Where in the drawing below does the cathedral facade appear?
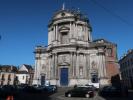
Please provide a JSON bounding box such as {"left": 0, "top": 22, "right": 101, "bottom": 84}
{"left": 33, "top": 7, "right": 119, "bottom": 87}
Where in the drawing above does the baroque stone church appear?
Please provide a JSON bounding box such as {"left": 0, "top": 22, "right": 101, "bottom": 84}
{"left": 33, "top": 7, "right": 119, "bottom": 87}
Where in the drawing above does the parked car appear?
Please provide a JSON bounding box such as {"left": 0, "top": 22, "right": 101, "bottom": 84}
{"left": 42, "top": 85, "right": 57, "bottom": 93}
{"left": 65, "top": 87, "right": 94, "bottom": 98}
{"left": 99, "top": 86, "right": 128, "bottom": 97}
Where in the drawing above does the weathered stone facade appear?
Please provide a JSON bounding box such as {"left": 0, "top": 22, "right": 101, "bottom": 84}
{"left": 33, "top": 8, "right": 119, "bottom": 87}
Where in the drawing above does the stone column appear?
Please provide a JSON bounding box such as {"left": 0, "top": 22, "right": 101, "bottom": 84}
{"left": 54, "top": 25, "right": 56, "bottom": 41}
{"left": 76, "top": 53, "right": 79, "bottom": 78}
{"left": 70, "top": 52, "right": 73, "bottom": 78}
{"left": 48, "top": 56, "right": 51, "bottom": 79}
{"left": 83, "top": 54, "right": 87, "bottom": 78}
{"left": 55, "top": 54, "right": 58, "bottom": 78}
{"left": 56, "top": 25, "right": 58, "bottom": 41}
{"left": 51, "top": 54, "right": 55, "bottom": 79}
{"left": 101, "top": 54, "right": 106, "bottom": 77}
{"left": 98, "top": 53, "right": 103, "bottom": 78}
{"left": 89, "top": 28, "right": 92, "bottom": 42}
{"left": 85, "top": 25, "right": 88, "bottom": 41}
{"left": 98, "top": 52, "right": 108, "bottom": 86}
{"left": 73, "top": 52, "right": 76, "bottom": 78}
{"left": 76, "top": 24, "right": 78, "bottom": 39}
{"left": 34, "top": 54, "right": 41, "bottom": 85}
{"left": 48, "top": 30, "right": 50, "bottom": 45}
{"left": 32, "top": 57, "right": 39, "bottom": 85}
{"left": 87, "top": 54, "right": 91, "bottom": 79}
{"left": 51, "top": 27, "right": 53, "bottom": 43}
{"left": 69, "top": 22, "right": 72, "bottom": 39}
{"left": 98, "top": 52, "right": 106, "bottom": 78}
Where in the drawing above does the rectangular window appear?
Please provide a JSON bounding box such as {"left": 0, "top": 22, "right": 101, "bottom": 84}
{"left": 107, "top": 48, "right": 112, "bottom": 56}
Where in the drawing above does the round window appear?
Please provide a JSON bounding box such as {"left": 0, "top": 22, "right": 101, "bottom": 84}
{"left": 61, "top": 12, "right": 65, "bottom": 17}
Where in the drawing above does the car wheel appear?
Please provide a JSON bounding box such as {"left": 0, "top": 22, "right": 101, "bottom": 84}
{"left": 67, "top": 93, "right": 71, "bottom": 97}
{"left": 85, "top": 94, "right": 90, "bottom": 98}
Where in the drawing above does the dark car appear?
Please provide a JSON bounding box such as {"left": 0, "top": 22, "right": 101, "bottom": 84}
{"left": 37, "top": 85, "right": 58, "bottom": 94}
{"left": 23, "top": 85, "right": 45, "bottom": 93}
{"left": 65, "top": 87, "right": 94, "bottom": 98}
{"left": 99, "top": 86, "right": 123, "bottom": 97}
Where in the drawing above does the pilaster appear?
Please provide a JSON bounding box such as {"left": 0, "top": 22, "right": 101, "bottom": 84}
{"left": 83, "top": 54, "right": 87, "bottom": 78}
{"left": 70, "top": 52, "right": 73, "bottom": 78}
{"left": 69, "top": 22, "right": 72, "bottom": 39}
{"left": 56, "top": 25, "right": 58, "bottom": 41}
{"left": 76, "top": 53, "right": 79, "bottom": 78}
{"left": 73, "top": 52, "right": 76, "bottom": 78}
{"left": 55, "top": 54, "right": 58, "bottom": 79}
{"left": 54, "top": 25, "right": 56, "bottom": 41}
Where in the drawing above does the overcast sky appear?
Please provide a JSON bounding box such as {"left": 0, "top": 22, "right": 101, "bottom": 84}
{"left": 0, "top": 0, "right": 133, "bottom": 66}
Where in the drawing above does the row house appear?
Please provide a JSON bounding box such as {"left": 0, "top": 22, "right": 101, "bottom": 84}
{"left": 119, "top": 49, "right": 133, "bottom": 89}
{"left": 0, "top": 64, "right": 34, "bottom": 86}
{"left": 16, "top": 64, "right": 34, "bottom": 85}
{"left": 0, "top": 65, "right": 17, "bottom": 85}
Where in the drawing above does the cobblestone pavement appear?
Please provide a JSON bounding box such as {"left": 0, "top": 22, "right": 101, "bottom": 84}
{"left": 50, "top": 87, "right": 133, "bottom": 100}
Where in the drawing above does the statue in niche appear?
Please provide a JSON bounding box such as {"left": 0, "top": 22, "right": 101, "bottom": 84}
{"left": 91, "top": 61, "right": 97, "bottom": 71}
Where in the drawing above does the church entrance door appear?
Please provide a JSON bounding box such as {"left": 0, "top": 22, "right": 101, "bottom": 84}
{"left": 60, "top": 68, "right": 68, "bottom": 86}
{"left": 41, "top": 74, "right": 45, "bottom": 86}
